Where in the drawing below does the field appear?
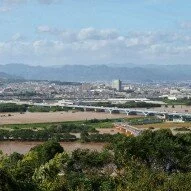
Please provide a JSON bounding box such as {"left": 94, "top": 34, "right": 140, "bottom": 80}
{"left": 135, "top": 122, "right": 191, "bottom": 129}
{"left": 0, "top": 111, "right": 137, "bottom": 125}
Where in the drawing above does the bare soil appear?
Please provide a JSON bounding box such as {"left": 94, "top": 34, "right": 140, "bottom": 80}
{"left": 0, "top": 111, "right": 136, "bottom": 125}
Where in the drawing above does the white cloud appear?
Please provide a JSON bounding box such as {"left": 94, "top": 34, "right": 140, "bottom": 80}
{"left": 11, "top": 33, "right": 26, "bottom": 41}
{"left": 0, "top": 27, "right": 191, "bottom": 65}
{"left": 37, "top": 25, "right": 53, "bottom": 33}
{"left": 180, "top": 21, "right": 191, "bottom": 29}
{"left": 37, "top": 26, "right": 119, "bottom": 41}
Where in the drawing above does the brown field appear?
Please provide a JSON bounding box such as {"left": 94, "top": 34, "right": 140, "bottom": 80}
{"left": 0, "top": 111, "right": 137, "bottom": 125}
{"left": 135, "top": 122, "right": 191, "bottom": 129}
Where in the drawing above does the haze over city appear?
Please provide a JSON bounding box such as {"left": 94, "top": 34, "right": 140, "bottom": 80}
{"left": 0, "top": 0, "right": 191, "bottom": 66}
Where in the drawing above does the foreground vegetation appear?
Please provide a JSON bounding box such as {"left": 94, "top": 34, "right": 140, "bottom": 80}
{"left": 1, "top": 129, "right": 191, "bottom": 190}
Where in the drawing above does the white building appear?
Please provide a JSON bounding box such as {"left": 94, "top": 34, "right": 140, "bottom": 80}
{"left": 112, "top": 80, "right": 122, "bottom": 91}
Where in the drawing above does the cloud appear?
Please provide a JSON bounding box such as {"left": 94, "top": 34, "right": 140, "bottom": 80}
{"left": 11, "top": 33, "right": 26, "bottom": 41}
{"left": 0, "top": 0, "right": 62, "bottom": 13}
{"left": 0, "top": 6, "right": 11, "bottom": 12}
{"left": 2, "top": 0, "right": 28, "bottom": 5}
{"left": 37, "top": 25, "right": 54, "bottom": 33}
{"left": 37, "top": 0, "right": 62, "bottom": 4}
{"left": 0, "top": 0, "right": 61, "bottom": 8}
{"left": 37, "top": 26, "right": 119, "bottom": 41}
{"left": 180, "top": 21, "right": 191, "bottom": 29}
{"left": 0, "top": 27, "right": 191, "bottom": 65}
{"left": 2, "top": 0, "right": 62, "bottom": 4}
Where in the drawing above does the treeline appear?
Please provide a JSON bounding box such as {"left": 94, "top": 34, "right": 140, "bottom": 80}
{"left": 0, "top": 103, "right": 85, "bottom": 113}
{"left": 0, "top": 120, "right": 115, "bottom": 142}
{"left": 2, "top": 130, "right": 191, "bottom": 190}
{"left": 162, "top": 97, "right": 191, "bottom": 105}
{"left": 48, "top": 123, "right": 98, "bottom": 133}
{"left": 28, "top": 105, "right": 84, "bottom": 112}
{"left": 0, "top": 103, "right": 27, "bottom": 112}
{"left": 0, "top": 129, "right": 76, "bottom": 141}
{"left": 81, "top": 131, "right": 115, "bottom": 142}
{"left": 128, "top": 117, "right": 163, "bottom": 125}
{"left": 93, "top": 101, "right": 161, "bottom": 108}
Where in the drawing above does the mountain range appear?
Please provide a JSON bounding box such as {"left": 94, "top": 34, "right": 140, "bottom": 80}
{"left": 0, "top": 63, "right": 191, "bottom": 82}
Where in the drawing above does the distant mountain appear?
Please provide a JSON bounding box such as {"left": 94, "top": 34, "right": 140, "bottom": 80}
{"left": 0, "top": 63, "right": 191, "bottom": 82}
{"left": 0, "top": 71, "right": 22, "bottom": 81}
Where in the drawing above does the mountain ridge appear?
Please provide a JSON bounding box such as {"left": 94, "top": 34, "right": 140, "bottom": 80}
{"left": 0, "top": 63, "right": 190, "bottom": 82}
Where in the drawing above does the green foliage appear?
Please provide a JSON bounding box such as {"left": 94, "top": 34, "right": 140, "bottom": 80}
{"left": 0, "top": 103, "right": 27, "bottom": 112}
{"left": 28, "top": 106, "right": 50, "bottom": 112}
{"left": 28, "top": 105, "right": 83, "bottom": 112}
{"left": 93, "top": 101, "right": 161, "bottom": 108}
{"left": 31, "top": 141, "right": 64, "bottom": 164}
{"left": 0, "top": 119, "right": 117, "bottom": 141}
{"left": 2, "top": 130, "right": 191, "bottom": 190}
{"left": 48, "top": 123, "right": 97, "bottom": 134}
{"left": 33, "top": 152, "right": 68, "bottom": 191}
{"left": 127, "top": 117, "right": 163, "bottom": 125}
{"left": 0, "top": 128, "right": 77, "bottom": 141}
{"left": 0, "top": 169, "right": 21, "bottom": 191}
{"left": 9, "top": 141, "right": 64, "bottom": 189}
{"left": 1, "top": 118, "right": 116, "bottom": 130}
{"left": 0, "top": 152, "right": 23, "bottom": 171}
{"left": 112, "top": 129, "right": 191, "bottom": 173}
{"left": 163, "top": 97, "right": 191, "bottom": 105}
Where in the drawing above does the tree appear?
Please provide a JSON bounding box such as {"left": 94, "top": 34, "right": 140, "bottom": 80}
{"left": 0, "top": 169, "right": 21, "bottom": 191}
{"left": 33, "top": 152, "right": 68, "bottom": 191}
{"left": 31, "top": 140, "right": 64, "bottom": 164}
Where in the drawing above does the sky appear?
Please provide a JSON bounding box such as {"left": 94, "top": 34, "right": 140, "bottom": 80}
{"left": 0, "top": 0, "right": 191, "bottom": 66}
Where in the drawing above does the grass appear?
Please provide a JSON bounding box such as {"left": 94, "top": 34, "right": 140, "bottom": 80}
{"left": 134, "top": 122, "right": 191, "bottom": 129}
{"left": 0, "top": 118, "right": 122, "bottom": 130}
{"left": 163, "top": 99, "right": 191, "bottom": 105}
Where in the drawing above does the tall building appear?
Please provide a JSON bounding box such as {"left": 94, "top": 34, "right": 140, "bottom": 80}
{"left": 112, "top": 80, "right": 122, "bottom": 91}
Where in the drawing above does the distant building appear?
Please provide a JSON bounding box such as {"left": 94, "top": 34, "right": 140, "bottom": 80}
{"left": 167, "top": 96, "right": 177, "bottom": 100}
{"left": 112, "top": 80, "right": 122, "bottom": 91}
{"left": 81, "top": 83, "right": 91, "bottom": 91}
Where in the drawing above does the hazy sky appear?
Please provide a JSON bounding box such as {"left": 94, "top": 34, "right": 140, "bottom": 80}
{"left": 0, "top": 0, "right": 191, "bottom": 66}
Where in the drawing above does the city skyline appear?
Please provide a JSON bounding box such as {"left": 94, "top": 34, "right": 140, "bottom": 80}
{"left": 0, "top": 0, "right": 191, "bottom": 66}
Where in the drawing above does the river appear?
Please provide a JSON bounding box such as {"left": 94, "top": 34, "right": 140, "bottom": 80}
{"left": 0, "top": 141, "right": 106, "bottom": 155}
